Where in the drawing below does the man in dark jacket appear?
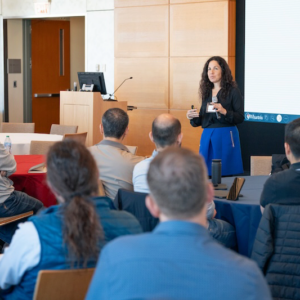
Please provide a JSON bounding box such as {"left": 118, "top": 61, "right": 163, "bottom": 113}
{"left": 260, "top": 118, "right": 300, "bottom": 211}
{"left": 252, "top": 204, "right": 300, "bottom": 299}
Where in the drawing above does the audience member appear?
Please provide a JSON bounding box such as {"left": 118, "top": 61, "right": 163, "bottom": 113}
{"left": 90, "top": 108, "right": 144, "bottom": 200}
{"left": 133, "top": 113, "right": 236, "bottom": 248}
{"left": 252, "top": 204, "right": 300, "bottom": 300}
{"left": 86, "top": 148, "right": 271, "bottom": 300}
{"left": 0, "top": 143, "right": 43, "bottom": 247}
{"left": 260, "top": 118, "right": 300, "bottom": 209}
{"left": 133, "top": 114, "right": 182, "bottom": 192}
{"left": 0, "top": 140, "right": 142, "bottom": 300}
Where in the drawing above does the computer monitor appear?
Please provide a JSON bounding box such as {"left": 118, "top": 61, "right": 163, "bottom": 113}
{"left": 77, "top": 72, "right": 107, "bottom": 95}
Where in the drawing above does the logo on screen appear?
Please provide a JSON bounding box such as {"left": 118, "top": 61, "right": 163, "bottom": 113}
{"left": 277, "top": 115, "right": 282, "bottom": 122}
{"left": 245, "top": 113, "right": 263, "bottom": 121}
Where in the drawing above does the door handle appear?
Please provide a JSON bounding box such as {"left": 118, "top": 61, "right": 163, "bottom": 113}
{"left": 34, "top": 93, "right": 60, "bottom": 98}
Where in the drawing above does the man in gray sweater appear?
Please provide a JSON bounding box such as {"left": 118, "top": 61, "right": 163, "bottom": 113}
{"left": 0, "top": 143, "right": 43, "bottom": 247}
{"left": 90, "top": 108, "right": 144, "bottom": 200}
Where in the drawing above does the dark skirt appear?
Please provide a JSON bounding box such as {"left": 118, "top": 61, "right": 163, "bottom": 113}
{"left": 199, "top": 126, "right": 243, "bottom": 176}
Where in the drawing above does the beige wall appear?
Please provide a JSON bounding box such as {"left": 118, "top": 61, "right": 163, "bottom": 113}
{"left": 2, "top": 0, "right": 86, "bottom": 17}
{"left": 115, "top": 0, "right": 236, "bottom": 156}
{"left": 0, "top": 1, "right": 115, "bottom": 123}
{"left": 0, "top": 16, "right": 3, "bottom": 123}
{"left": 86, "top": 10, "right": 114, "bottom": 96}
{"left": 70, "top": 17, "right": 85, "bottom": 89}
{"left": 7, "top": 19, "right": 23, "bottom": 123}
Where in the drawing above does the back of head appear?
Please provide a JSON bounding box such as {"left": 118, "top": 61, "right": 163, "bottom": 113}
{"left": 47, "top": 139, "right": 102, "bottom": 266}
{"left": 152, "top": 114, "right": 181, "bottom": 148}
{"left": 147, "top": 147, "right": 208, "bottom": 219}
{"left": 102, "top": 108, "right": 129, "bottom": 139}
{"left": 285, "top": 118, "right": 300, "bottom": 159}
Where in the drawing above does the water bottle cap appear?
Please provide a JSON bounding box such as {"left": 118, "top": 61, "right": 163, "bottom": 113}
{"left": 212, "top": 159, "right": 221, "bottom": 162}
{"left": 6, "top": 135, "right": 9, "bottom": 137}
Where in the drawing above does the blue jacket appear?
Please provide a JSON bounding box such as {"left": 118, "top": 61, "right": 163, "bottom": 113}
{"left": 3, "top": 196, "right": 142, "bottom": 300}
{"left": 86, "top": 220, "right": 271, "bottom": 300}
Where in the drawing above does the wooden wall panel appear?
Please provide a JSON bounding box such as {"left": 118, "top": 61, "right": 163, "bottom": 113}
{"left": 115, "top": 58, "right": 169, "bottom": 108}
{"left": 170, "top": 110, "right": 202, "bottom": 153}
{"left": 170, "top": 2, "right": 229, "bottom": 57}
{"left": 228, "top": 0, "right": 236, "bottom": 57}
{"left": 123, "top": 108, "right": 168, "bottom": 156}
{"left": 115, "top": 0, "right": 168, "bottom": 7}
{"left": 115, "top": 5, "right": 169, "bottom": 57}
{"left": 170, "top": 57, "right": 233, "bottom": 109}
{"left": 228, "top": 56, "right": 235, "bottom": 79}
{"left": 170, "top": 57, "right": 206, "bottom": 110}
{"left": 171, "top": 0, "right": 224, "bottom": 3}
{"left": 115, "top": 1, "right": 235, "bottom": 155}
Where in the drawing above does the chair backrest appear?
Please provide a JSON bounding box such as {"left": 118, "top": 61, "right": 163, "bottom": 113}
{"left": 125, "top": 145, "right": 138, "bottom": 155}
{"left": 50, "top": 124, "right": 78, "bottom": 135}
{"left": 30, "top": 140, "right": 57, "bottom": 155}
{"left": 1, "top": 122, "right": 35, "bottom": 133}
{"left": 114, "top": 189, "right": 159, "bottom": 232}
{"left": 252, "top": 204, "right": 300, "bottom": 299}
{"left": 64, "top": 132, "right": 87, "bottom": 145}
{"left": 0, "top": 211, "right": 33, "bottom": 226}
{"left": 250, "top": 156, "right": 272, "bottom": 176}
{"left": 98, "top": 180, "right": 106, "bottom": 196}
{"left": 33, "top": 268, "right": 95, "bottom": 300}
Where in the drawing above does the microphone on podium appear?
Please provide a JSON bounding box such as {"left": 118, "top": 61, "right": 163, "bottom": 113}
{"left": 107, "top": 77, "right": 133, "bottom": 101}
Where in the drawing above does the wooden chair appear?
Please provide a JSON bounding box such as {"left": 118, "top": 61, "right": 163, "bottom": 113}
{"left": 50, "top": 124, "right": 78, "bottom": 135}
{"left": 99, "top": 180, "right": 106, "bottom": 197}
{"left": 64, "top": 132, "right": 88, "bottom": 145}
{"left": 30, "top": 141, "right": 57, "bottom": 155}
{"left": 33, "top": 268, "right": 95, "bottom": 300}
{"left": 1, "top": 122, "right": 35, "bottom": 133}
{"left": 125, "top": 145, "right": 138, "bottom": 155}
{"left": 0, "top": 211, "right": 33, "bottom": 226}
{"left": 250, "top": 156, "right": 272, "bottom": 176}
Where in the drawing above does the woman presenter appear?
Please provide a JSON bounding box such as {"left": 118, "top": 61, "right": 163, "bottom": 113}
{"left": 187, "top": 56, "right": 244, "bottom": 176}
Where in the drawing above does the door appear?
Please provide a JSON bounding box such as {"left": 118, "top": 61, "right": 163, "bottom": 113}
{"left": 31, "top": 20, "right": 70, "bottom": 133}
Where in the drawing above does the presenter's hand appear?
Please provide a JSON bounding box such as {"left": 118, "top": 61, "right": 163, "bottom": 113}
{"left": 186, "top": 109, "right": 199, "bottom": 120}
{"left": 213, "top": 103, "right": 227, "bottom": 115}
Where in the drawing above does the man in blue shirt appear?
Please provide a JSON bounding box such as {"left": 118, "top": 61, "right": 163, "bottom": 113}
{"left": 86, "top": 148, "right": 271, "bottom": 300}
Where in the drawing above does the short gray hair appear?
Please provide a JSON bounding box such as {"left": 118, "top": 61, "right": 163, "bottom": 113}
{"left": 147, "top": 148, "right": 208, "bottom": 219}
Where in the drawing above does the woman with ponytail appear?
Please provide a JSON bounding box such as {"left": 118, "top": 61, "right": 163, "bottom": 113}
{"left": 0, "top": 140, "right": 142, "bottom": 300}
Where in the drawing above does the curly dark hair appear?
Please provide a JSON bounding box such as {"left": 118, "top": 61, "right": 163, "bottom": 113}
{"left": 199, "top": 56, "right": 237, "bottom": 101}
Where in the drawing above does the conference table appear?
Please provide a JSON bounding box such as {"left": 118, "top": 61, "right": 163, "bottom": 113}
{"left": 0, "top": 133, "right": 62, "bottom": 155}
{"left": 9, "top": 155, "right": 57, "bottom": 207}
{"left": 214, "top": 175, "right": 268, "bottom": 257}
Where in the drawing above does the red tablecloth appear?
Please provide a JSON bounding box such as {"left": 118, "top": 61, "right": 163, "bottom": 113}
{"left": 9, "top": 155, "right": 57, "bottom": 207}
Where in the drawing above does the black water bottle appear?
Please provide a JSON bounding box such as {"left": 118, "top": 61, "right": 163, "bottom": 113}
{"left": 212, "top": 159, "right": 222, "bottom": 186}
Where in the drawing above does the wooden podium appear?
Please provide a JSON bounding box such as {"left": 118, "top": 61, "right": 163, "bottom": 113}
{"left": 60, "top": 92, "right": 127, "bottom": 147}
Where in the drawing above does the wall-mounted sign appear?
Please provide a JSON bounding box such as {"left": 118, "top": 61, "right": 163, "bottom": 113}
{"left": 7, "top": 59, "right": 21, "bottom": 74}
{"left": 34, "top": 3, "right": 50, "bottom": 14}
